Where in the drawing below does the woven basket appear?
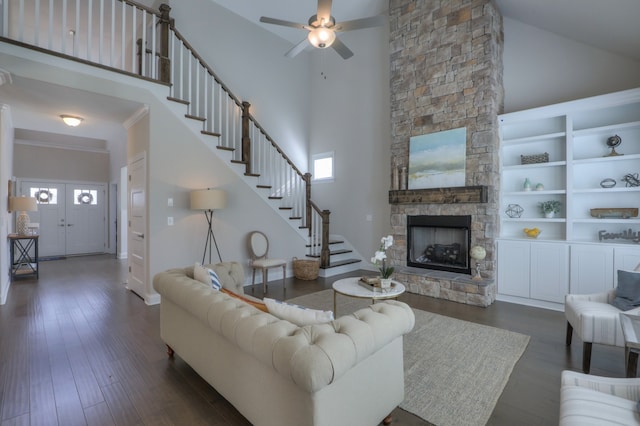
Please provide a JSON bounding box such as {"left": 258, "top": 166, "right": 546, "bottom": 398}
{"left": 292, "top": 257, "right": 320, "bottom": 280}
{"left": 520, "top": 152, "right": 549, "bottom": 164}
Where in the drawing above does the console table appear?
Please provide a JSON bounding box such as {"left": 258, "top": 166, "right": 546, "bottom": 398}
{"left": 8, "top": 234, "right": 39, "bottom": 281}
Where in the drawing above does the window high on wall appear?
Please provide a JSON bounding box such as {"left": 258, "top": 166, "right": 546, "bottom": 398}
{"left": 312, "top": 152, "right": 334, "bottom": 182}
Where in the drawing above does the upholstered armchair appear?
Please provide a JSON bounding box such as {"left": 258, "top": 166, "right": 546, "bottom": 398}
{"left": 560, "top": 370, "right": 640, "bottom": 425}
{"left": 565, "top": 289, "right": 640, "bottom": 373}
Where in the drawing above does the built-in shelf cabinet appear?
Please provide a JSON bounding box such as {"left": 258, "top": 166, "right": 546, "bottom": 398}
{"left": 497, "top": 88, "right": 640, "bottom": 310}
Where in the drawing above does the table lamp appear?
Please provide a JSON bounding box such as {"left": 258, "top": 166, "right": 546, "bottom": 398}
{"left": 10, "top": 196, "right": 38, "bottom": 236}
{"left": 190, "top": 188, "right": 226, "bottom": 264}
{"left": 470, "top": 245, "right": 486, "bottom": 281}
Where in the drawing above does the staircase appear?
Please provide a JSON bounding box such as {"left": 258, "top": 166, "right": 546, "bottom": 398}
{"left": 0, "top": 0, "right": 362, "bottom": 275}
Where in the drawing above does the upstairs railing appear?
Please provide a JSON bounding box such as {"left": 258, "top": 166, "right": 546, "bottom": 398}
{"left": 0, "top": 0, "right": 331, "bottom": 265}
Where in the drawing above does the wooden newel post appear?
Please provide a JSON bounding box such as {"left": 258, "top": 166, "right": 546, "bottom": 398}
{"left": 242, "top": 101, "right": 251, "bottom": 173}
{"left": 304, "top": 173, "right": 312, "bottom": 236}
{"left": 321, "top": 209, "right": 331, "bottom": 268}
{"left": 158, "top": 4, "right": 172, "bottom": 84}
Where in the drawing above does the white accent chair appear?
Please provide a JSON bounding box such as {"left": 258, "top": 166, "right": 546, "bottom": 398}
{"left": 560, "top": 370, "right": 640, "bottom": 425}
{"left": 248, "top": 231, "right": 287, "bottom": 294}
{"left": 565, "top": 290, "right": 640, "bottom": 373}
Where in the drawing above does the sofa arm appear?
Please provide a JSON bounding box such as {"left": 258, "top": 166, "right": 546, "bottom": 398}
{"left": 565, "top": 290, "right": 615, "bottom": 305}
{"left": 262, "top": 301, "right": 415, "bottom": 393}
{"left": 562, "top": 370, "right": 640, "bottom": 401}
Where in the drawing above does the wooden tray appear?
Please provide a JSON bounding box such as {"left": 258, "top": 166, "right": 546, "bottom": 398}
{"left": 590, "top": 208, "right": 638, "bottom": 219}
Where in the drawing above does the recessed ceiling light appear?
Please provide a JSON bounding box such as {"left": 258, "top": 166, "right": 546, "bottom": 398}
{"left": 60, "top": 115, "right": 83, "bottom": 127}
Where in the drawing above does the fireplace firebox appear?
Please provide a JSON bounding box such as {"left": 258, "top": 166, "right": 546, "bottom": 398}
{"left": 407, "top": 215, "right": 472, "bottom": 274}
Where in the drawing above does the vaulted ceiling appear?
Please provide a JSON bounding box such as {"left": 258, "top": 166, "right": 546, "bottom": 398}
{"left": 1, "top": 0, "right": 638, "bottom": 147}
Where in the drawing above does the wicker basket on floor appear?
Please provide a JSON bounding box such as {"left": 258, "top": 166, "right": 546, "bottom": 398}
{"left": 292, "top": 257, "right": 320, "bottom": 280}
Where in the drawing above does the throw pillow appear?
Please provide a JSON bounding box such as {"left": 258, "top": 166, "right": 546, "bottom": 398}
{"left": 221, "top": 288, "right": 268, "bottom": 312}
{"left": 612, "top": 270, "right": 640, "bottom": 311}
{"left": 263, "top": 298, "right": 334, "bottom": 326}
{"left": 193, "top": 262, "right": 222, "bottom": 290}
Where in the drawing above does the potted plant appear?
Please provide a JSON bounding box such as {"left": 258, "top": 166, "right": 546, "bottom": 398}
{"left": 371, "top": 235, "right": 395, "bottom": 288}
{"left": 539, "top": 200, "right": 561, "bottom": 218}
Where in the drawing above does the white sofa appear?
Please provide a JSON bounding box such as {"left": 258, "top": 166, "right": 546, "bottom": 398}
{"left": 560, "top": 370, "right": 640, "bottom": 425}
{"left": 153, "top": 263, "right": 416, "bottom": 426}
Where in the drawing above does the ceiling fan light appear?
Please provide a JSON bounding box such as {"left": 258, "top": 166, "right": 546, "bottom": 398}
{"left": 61, "top": 115, "right": 83, "bottom": 127}
{"left": 308, "top": 27, "right": 335, "bottom": 49}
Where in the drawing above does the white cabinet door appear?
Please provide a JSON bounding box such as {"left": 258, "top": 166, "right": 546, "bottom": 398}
{"left": 570, "top": 244, "right": 614, "bottom": 294}
{"left": 530, "top": 242, "right": 569, "bottom": 303}
{"left": 497, "top": 240, "right": 530, "bottom": 298}
{"left": 614, "top": 247, "right": 640, "bottom": 285}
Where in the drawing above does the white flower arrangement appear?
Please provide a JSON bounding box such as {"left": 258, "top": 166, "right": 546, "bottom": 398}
{"left": 371, "top": 235, "right": 394, "bottom": 279}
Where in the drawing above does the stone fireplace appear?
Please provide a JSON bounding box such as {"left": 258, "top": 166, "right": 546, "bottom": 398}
{"left": 387, "top": 0, "right": 503, "bottom": 307}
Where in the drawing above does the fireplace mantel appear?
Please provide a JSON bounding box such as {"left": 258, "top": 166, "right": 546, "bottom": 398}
{"left": 389, "top": 186, "right": 488, "bottom": 205}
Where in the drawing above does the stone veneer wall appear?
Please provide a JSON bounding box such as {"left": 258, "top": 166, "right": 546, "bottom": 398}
{"left": 388, "top": 0, "right": 503, "bottom": 306}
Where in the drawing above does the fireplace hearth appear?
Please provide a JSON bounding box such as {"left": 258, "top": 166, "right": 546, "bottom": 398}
{"left": 407, "top": 215, "right": 472, "bottom": 275}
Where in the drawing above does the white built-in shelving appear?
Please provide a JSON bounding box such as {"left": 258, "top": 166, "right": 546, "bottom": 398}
{"left": 497, "top": 88, "right": 640, "bottom": 310}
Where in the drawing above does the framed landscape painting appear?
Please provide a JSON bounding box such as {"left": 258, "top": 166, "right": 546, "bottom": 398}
{"left": 408, "top": 127, "right": 466, "bottom": 189}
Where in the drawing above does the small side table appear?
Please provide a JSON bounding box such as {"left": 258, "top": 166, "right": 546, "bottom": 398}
{"left": 8, "top": 234, "right": 39, "bottom": 281}
{"left": 619, "top": 312, "right": 640, "bottom": 377}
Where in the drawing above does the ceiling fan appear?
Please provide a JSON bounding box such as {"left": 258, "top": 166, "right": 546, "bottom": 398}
{"left": 259, "top": 0, "right": 385, "bottom": 59}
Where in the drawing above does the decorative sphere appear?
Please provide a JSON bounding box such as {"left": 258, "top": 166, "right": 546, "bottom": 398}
{"left": 470, "top": 246, "right": 486, "bottom": 260}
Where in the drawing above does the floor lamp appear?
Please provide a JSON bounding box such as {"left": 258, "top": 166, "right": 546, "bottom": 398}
{"left": 190, "top": 189, "right": 227, "bottom": 265}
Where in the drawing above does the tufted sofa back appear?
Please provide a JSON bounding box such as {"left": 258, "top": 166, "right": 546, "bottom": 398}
{"left": 153, "top": 267, "right": 415, "bottom": 393}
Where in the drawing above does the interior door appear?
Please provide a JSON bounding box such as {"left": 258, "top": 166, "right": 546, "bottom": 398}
{"left": 127, "top": 154, "right": 146, "bottom": 299}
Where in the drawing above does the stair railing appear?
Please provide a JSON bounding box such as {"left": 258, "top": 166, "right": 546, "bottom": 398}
{"left": 0, "top": 0, "right": 332, "bottom": 266}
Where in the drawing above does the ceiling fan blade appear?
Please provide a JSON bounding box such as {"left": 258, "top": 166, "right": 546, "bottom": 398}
{"left": 334, "top": 15, "right": 386, "bottom": 32}
{"left": 260, "top": 16, "right": 308, "bottom": 30}
{"left": 331, "top": 36, "right": 353, "bottom": 59}
{"left": 285, "top": 38, "right": 310, "bottom": 58}
{"left": 317, "top": 0, "right": 333, "bottom": 23}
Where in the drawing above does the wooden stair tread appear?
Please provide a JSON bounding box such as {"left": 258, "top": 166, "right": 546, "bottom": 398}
{"left": 268, "top": 196, "right": 283, "bottom": 200}
{"left": 306, "top": 239, "right": 344, "bottom": 248}
{"left": 216, "top": 146, "right": 235, "bottom": 152}
{"left": 201, "top": 130, "right": 221, "bottom": 137}
{"left": 289, "top": 216, "right": 302, "bottom": 220}
{"left": 321, "top": 259, "right": 361, "bottom": 269}
{"left": 167, "top": 96, "right": 189, "bottom": 105}
{"left": 279, "top": 207, "right": 292, "bottom": 210}
{"left": 306, "top": 249, "right": 352, "bottom": 258}
{"left": 231, "top": 159, "right": 247, "bottom": 164}
{"left": 245, "top": 173, "right": 260, "bottom": 177}
{"left": 256, "top": 185, "right": 272, "bottom": 189}
{"left": 185, "top": 114, "right": 206, "bottom": 121}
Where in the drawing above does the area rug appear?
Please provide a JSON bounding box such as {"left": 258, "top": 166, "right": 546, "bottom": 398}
{"left": 287, "top": 290, "right": 530, "bottom": 426}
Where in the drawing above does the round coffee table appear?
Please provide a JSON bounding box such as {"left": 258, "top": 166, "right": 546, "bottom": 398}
{"left": 332, "top": 277, "right": 406, "bottom": 316}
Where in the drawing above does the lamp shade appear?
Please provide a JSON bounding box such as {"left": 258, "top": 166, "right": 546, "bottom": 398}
{"left": 10, "top": 196, "right": 38, "bottom": 212}
{"left": 190, "top": 189, "right": 226, "bottom": 210}
{"left": 308, "top": 27, "right": 335, "bottom": 48}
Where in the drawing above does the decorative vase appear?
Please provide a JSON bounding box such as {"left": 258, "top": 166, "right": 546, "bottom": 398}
{"left": 523, "top": 178, "right": 532, "bottom": 191}
{"left": 545, "top": 211, "right": 554, "bottom": 218}
{"left": 380, "top": 278, "right": 392, "bottom": 289}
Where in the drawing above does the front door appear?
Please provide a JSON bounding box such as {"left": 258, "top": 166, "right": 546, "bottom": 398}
{"left": 20, "top": 180, "right": 106, "bottom": 257}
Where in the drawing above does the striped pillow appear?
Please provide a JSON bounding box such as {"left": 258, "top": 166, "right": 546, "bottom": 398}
{"left": 194, "top": 263, "right": 222, "bottom": 290}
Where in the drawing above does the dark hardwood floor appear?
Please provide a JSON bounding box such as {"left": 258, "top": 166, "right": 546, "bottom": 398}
{"left": 0, "top": 255, "right": 627, "bottom": 425}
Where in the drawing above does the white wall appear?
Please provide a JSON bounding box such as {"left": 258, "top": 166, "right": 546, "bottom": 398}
{"left": 0, "top": 105, "right": 14, "bottom": 304}
{"left": 308, "top": 21, "right": 391, "bottom": 259}
{"left": 169, "top": 0, "right": 311, "bottom": 170}
{"left": 503, "top": 17, "right": 640, "bottom": 113}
